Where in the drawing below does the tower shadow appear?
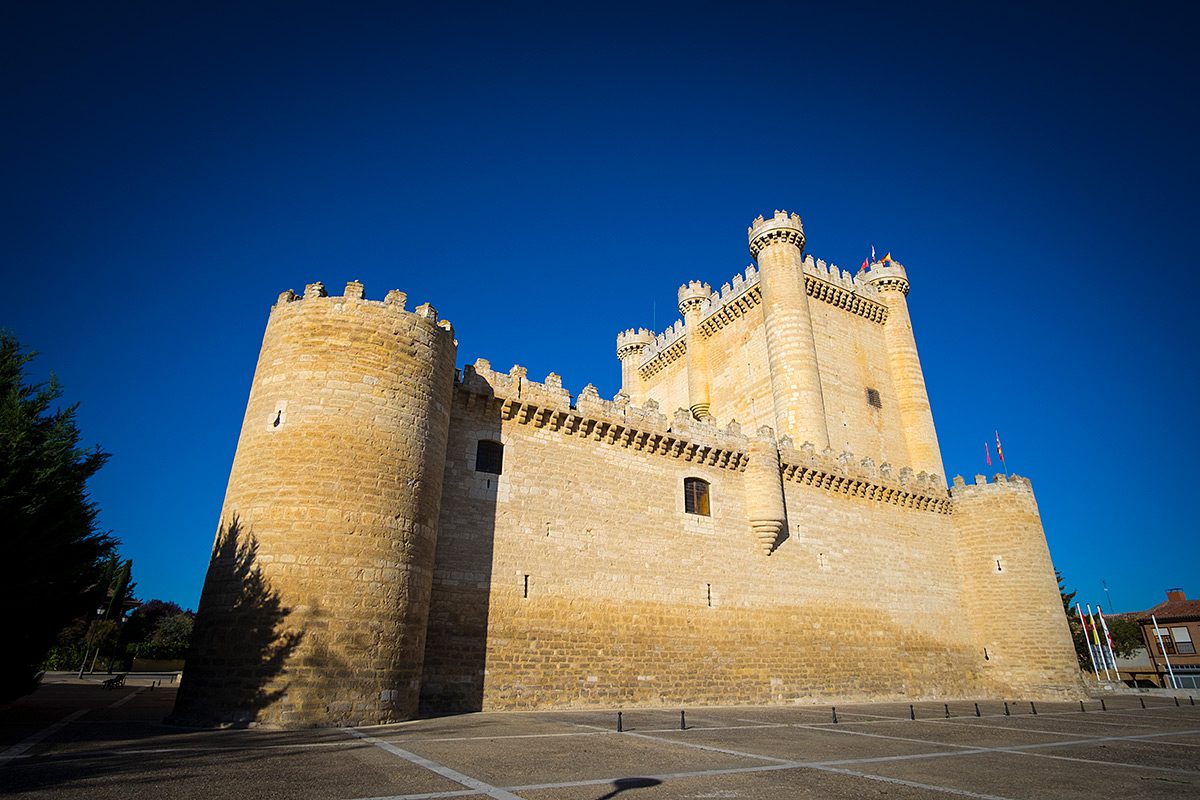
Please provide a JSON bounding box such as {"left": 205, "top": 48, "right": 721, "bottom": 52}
{"left": 170, "top": 516, "right": 303, "bottom": 727}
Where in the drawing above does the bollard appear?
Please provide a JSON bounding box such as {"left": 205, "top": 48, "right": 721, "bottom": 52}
{"left": 1139, "top": 697, "right": 1146, "bottom": 709}
{"left": 974, "top": 702, "right": 981, "bottom": 717}
{"left": 1175, "top": 696, "right": 1180, "bottom": 707}
{"left": 1100, "top": 698, "right": 1106, "bottom": 712}
{"left": 617, "top": 712, "right": 623, "bottom": 732}
{"left": 909, "top": 704, "right": 915, "bottom": 721}
{"left": 1004, "top": 702, "right": 1010, "bottom": 716}
{"left": 680, "top": 710, "right": 686, "bottom": 730}
{"left": 1030, "top": 702, "right": 1037, "bottom": 716}
{"left": 944, "top": 703, "right": 950, "bottom": 719}
{"left": 1080, "top": 700, "right": 1085, "bottom": 713}
{"left": 1191, "top": 696, "right": 1195, "bottom": 706}
{"left": 832, "top": 707, "right": 838, "bottom": 724}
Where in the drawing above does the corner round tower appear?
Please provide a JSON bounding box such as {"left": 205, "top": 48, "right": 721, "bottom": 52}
{"left": 174, "top": 280, "right": 457, "bottom": 727}
{"left": 677, "top": 281, "right": 713, "bottom": 420}
{"left": 616, "top": 328, "right": 655, "bottom": 404}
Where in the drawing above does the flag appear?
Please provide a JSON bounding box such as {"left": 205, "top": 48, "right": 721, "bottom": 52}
{"left": 883, "top": 252, "right": 892, "bottom": 263}
{"left": 995, "top": 431, "right": 1004, "bottom": 462}
{"left": 985, "top": 442, "right": 991, "bottom": 466}
{"left": 871, "top": 245, "right": 876, "bottom": 260}
{"left": 859, "top": 258, "right": 869, "bottom": 273}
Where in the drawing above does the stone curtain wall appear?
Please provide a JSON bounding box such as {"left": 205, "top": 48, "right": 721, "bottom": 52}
{"left": 419, "top": 366, "right": 1044, "bottom": 713}
{"left": 175, "top": 283, "right": 456, "bottom": 727}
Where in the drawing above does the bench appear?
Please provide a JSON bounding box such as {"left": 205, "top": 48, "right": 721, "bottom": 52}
{"left": 102, "top": 674, "right": 126, "bottom": 689}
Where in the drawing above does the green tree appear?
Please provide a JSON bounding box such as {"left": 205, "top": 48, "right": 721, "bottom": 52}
{"left": 0, "top": 332, "right": 117, "bottom": 698}
{"left": 1105, "top": 614, "right": 1145, "bottom": 659}
{"left": 1057, "top": 570, "right": 1091, "bottom": 669}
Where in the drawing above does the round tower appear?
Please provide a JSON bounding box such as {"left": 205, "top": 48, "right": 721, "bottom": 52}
{"left": 677, "top": 281, "right": 713, "bottom": 421}
{"left": 174, "top": 280, "right": 457, "bottom": 727}
{"left": 744, "top": 427, "right": 787, "bottom": 554}
{"left": 862, "top": 261, "right": 944, "bottom": 477}
{"left": 748, "top": 211, "right": 830, "bottom": 449}
{"left": 615, "top": 328, "right": 654, "bottom": 404}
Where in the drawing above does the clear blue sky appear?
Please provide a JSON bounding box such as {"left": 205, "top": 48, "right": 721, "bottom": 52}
{"left": 2, "top": 2, "right": 1195, "bottom": 614}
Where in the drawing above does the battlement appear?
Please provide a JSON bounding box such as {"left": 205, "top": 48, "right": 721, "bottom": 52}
{"left": 748, "top": 210, "right": 805, "bottom": 258}
{"left": 677, "top": 280, "right": 713, "bottom": 314}
{"left": 949, "top": 473, "right": 1035, "bottom": 498}
{"left": 272, "top": 280, "right": 455, "bottom": 336}
{"left": 861, "top": 260, "right": 910, "bottom": 295}
{"left": 615, "top": 327, "right": 655, "bottom": 358}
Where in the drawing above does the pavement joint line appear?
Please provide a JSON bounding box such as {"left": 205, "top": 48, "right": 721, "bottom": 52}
{"left": 622, "top": 730, "right": 795, "bottom": 763}
{"left": 345, "top": 728, "right": 526, "bottom": 800}
{"left": 1006, "top": 747, "right": 1200, "bottom": 776}
{"left": 810, "top": 765, "right": 1018, "bottom": 800}
{"left": 107, "top": 687, "right": 147, "bottom": 708}
{"left": 923, "top": 718, "right": 1142, "bottom": 737}
{"left": 0, "top": 709, "right": 88, "bottom": 766}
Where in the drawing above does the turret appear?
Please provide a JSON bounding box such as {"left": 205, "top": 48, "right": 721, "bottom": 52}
{"left": 677, "top": 281, "right": 713, "bottom": 421}
{"left": 748, "top": 211, "right": 830, "bottom": 448}
{"left": 174, "top": 280, "right": 457, "bottom": 727}
{"left": 616, "top": 328, "right": 655, "bottom": 404}
{"left": 862, "top": 260, "right": 944, "bottom": 477}
{"left": 744, "top": 427, "right": 787, "bottom": 554}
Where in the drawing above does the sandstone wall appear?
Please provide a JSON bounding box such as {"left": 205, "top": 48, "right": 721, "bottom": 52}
{"left": 176, "top": 282, "right": 456, "bottom": 727}
{"left": 952, "top": 474, "right": 1083, "bottom": 695}
{"left": 420, "top": 365, "right": 1038, "bottom": 714}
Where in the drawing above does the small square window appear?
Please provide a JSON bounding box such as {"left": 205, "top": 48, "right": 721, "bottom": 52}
{"left": 475, "top": 440, "right": 504, "bottom": 475}
{"left": 866, "top": 388, "right": 882, "bottom": 409}
{"left": 684, "top": 477, "right": 710, "bottom": 516}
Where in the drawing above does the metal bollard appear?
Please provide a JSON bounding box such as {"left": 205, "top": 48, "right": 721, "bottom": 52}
{"left": 1191, "top": 696, "right": 1195, "bottom": 706}
{"left": 1100, "top": 698, "right": 1106, "bottom": 712}
{"left": 944, "top": 703, "right": 950, "bottom": 719}
{"left": 974, "top": 702, "right": 981, "bottom": 717}
{"left": 1004, "top": 702, "right": 1010, "bottom": 716}
{"left": 1030, "top": 702, "right": 1037, "bottom": 715}
{"left": 617, "top": 712, "right": 623, "bottom": 732}
{"left": 1139, "top": 697, "right": 1146, "bottom": 709}
{"left": 1080, "top": 700, "right": 1085, "bottom": 712}
{"left": 832, "top": 707, "right": 838, "bottom": 724}
{"left": 680, "top": 710, "right": 686, "bottom": 730}
{"left": 1175, "top": 696, "right": 1180, "bottom": 707}
{"left": 909, "top": 704, "right": 915, "bottom": 720}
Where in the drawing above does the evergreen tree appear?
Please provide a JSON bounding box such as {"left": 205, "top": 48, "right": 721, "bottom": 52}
{"left": 0, "top": 332, "right": 116, "bottom": 699}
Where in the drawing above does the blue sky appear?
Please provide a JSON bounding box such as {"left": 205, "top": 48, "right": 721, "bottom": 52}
{"left": 2, "top": 2, "right": 1195, "bottom": 613}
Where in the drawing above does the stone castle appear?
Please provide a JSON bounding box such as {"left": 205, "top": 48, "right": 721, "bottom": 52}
{"left": 174, "top": 210, "right": 1081, "bottom": 727}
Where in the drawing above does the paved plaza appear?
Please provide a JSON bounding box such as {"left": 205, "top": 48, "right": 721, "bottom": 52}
{"left": 2, "top": 675, "right": 1198, "bottom": 799}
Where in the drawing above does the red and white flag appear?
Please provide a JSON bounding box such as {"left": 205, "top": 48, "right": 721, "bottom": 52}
{"left": 859, "top": 258, "right": 869, "bottom": 273}
{"left": 984, "top": 442, "right": 991, "bottom": 466}
{"left": 995, "top": 431, "right": 1005, "bottom": 463}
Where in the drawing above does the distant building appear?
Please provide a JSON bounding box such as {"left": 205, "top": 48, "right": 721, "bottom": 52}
{"left": 1139, "top": 588, "right": 1199, "bottom": 689}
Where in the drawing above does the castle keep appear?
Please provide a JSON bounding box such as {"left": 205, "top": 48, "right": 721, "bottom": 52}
{"left": 174, "top": 210, "right": 1081, "bottom": 727}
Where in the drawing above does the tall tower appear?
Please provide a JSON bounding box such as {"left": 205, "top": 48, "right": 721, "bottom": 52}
{"left": 678, "top": 280, "right": 713, "bottom": 420}
{"left": 174, "top": 281, "right": 457, "bottom": 727}
{"left": 862, "top": 261, "right": 943, "bottom": 476}
{"left": 748, "top": 211, "right": 830, "bottom": 448}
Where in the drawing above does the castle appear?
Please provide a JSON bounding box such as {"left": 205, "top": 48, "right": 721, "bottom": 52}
{"left": 174, "top": 210, "right": 1081, "bottom": 727}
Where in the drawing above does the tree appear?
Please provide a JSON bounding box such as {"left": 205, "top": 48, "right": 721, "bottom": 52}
{"left": 1057, "top": 570, "right": 1091, "bottom": 670}
{"left": 0, "top": 332, "right": 117, "bottom": 699}
{"left": 122, "top": 599, "right": 186, "bottom": 646}
{"left": 1105, "top": 614, "right": 1145, "bottom": 659}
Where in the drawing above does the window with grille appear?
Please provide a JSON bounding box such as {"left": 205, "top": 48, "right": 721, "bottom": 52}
{"left": 684, "top": 477, "right": 711, "bottom": 516}
{"left": 1156, "top": 630, "right": 1177, "bottom": 655}
{"left": 1172, "top": 626, "right": 1195, "bottom": 655}
{"left": 475, "top": 440, "right": 504, "bottom": 475}
{"left": 866, "top": 387, "right": 882, "bottom": 408}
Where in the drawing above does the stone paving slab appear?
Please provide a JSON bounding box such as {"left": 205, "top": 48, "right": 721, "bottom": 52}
{"left": 855, "top": 748, "right": 1200, "bottom": 800}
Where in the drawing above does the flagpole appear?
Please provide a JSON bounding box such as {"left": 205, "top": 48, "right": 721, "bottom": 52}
{"left": 1077, "top": 603, "right": 1101, "bottom": 682}
{"left": 1087, "top": 605, "right": 1110, "bottom": 680}
{"left": 1097, "top": 605, "right": 1119, "bottom": 678}
{"left": 1152, "top": 615, "right": 1179, "bottom": 689}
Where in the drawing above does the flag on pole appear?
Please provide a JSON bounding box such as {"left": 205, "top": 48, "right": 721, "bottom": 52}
{"left": 985, "top": 442, "right": 991, "bottom": 466}
{"left": 871, "top": 245, "right": 876, "bottom": 260}
{"left": 860, "top": 258, "right": 869, "bottom": 273}
{"left": 883, "top": 252, "right": 893, "bottom": 263}
{"left": 1077, "top": 603, "right": 1101, "bottom": 680}
{"left": 995, "top": 431, "right": 1005, "bottom": 463}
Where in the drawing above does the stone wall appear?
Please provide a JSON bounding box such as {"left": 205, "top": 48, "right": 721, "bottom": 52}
{"left": 175, "top": 282, "right": 457, "bottom": 727}
{"left": 419, "top": 364, "right": 1068, "bottom": 714}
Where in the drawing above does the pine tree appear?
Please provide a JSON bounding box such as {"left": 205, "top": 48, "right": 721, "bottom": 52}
{"left": 0, "top": 332, "right": 116, "bottom": 699}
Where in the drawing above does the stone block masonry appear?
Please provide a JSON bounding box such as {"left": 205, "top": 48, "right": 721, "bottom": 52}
{"left": 180, "top": 211, "right": 1082, "bottom": 728}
